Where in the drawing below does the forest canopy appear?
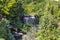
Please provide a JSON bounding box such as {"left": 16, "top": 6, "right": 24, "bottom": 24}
{"left": 0, "top": 0, "right": 60, "bottom": 40}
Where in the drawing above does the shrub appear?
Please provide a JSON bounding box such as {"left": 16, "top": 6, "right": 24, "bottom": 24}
{"left": 0, "top": 18, "right": 15, "bottom": 40}
{"left": 35, "top": 13, "right": 60, "bottom": 40}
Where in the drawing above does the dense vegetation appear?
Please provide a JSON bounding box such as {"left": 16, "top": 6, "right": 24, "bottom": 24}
{"left": 0, "top": 0, "right": 60, "bottom": 40}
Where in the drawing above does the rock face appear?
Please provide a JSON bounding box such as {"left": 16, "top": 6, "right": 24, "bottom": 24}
{"left": 23, "top": 15, "right": 38, "bottom": 31}
{"left": 23, "top": 15, "right": 36, "bottom": 24}
{"left": 22, "top": 15, "right": 38, "bottom": 40}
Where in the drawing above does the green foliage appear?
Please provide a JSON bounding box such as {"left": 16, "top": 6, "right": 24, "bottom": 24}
{"left": 0, "top": 0, "right": 60, "bottom": 40}
{"left": 0, "top": 18, "right": 15, "bottom": 40}
{"left": 35, "top": 13, "right": 60, "bottom": 40}
{"left": 35, "top": 0, "right": 60, "bottom": 40}
{"left": 4, "top": 26, "right": 15, "bottom": 40}
{"left": 0, "top": 38, "right": 5, "bottom": 40}
{"left": 0, "top": 18, "right": 9, "bottom": 38}
{"left": 0, "top": 0, "right": 16, "bottom": 15}
{"left": 22, "top": 23, "right": 34, "bottom": 32}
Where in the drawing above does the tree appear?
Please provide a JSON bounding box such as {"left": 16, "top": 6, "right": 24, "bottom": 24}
{"left": 0, "top": 0, "right": 15, "bottom": 15}
{"left": 35, "top": 0, "right": 60, "bottom": 40}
